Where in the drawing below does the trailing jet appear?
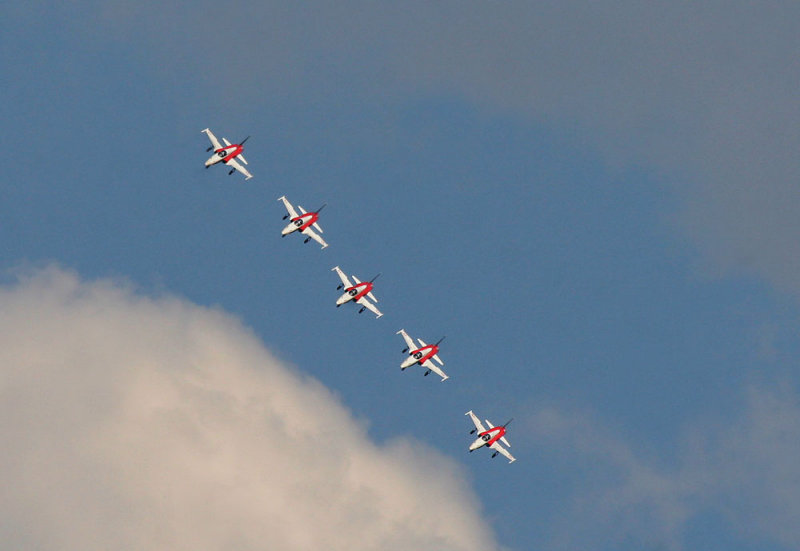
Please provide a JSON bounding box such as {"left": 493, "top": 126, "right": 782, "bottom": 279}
{"left": 277, "top": 196, "right": 328, "bottom": 249}
{"left": 201, "top": 128, "right": 253, "bottom": 180}
{"left": 465, "top": 410, "right": 516, "bottom": 463}
{"left": 396, "top": 329, "right": 448, "bottom": 381}
{"left": 331, "top": 266, "right": 382, "bottom": 318}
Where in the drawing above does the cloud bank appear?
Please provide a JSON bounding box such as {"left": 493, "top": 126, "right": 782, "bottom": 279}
{"left": 0, "top": 266, "right": 501, "bottom": 551}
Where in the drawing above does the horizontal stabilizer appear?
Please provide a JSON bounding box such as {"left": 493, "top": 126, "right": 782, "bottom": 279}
{"left": 367, "top": 291, "right": 377, "bottom": 303}
{"left": 352, "top": 275, "right": 362, "bottom": 285}
{"left": 313, "top": 222, "right": 323, "bottom": 233}
{"left": 222, "top": 137, "right": 232, "bottom": 146}
{"left": 417, "top": 338, "right": 427, "bottom": 348}
{"left": 501, "top": 436, "right": 511, "bottom": 447}
{"left": 433, "top": 354, "right": 444, "bottom": 366}
{"left": 298, "top": 205, "right": 307, "bottom": 215}
{"left": 238, "top": 154, "right": 248, "bottom": 165}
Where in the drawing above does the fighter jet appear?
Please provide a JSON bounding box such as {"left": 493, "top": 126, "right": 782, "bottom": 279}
{"left": 396, "top": 329, "right": 448, "bottom": 381}
{"left": 331, "top": 266, "right": 382, "bottom": 318}
{"left": 277, "top": 196, "right": 328, "bottom": 249}
{"left": 201, "top": 128, "right": 253, "bottom": 180}
{"left": 465, "top": 410, "right": 515, "bottom": 463}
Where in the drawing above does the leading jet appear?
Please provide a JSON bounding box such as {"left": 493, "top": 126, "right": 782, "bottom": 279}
{"left": 465, "top": 410, "right": 516, "bottom": 463}
{"left": 201, "top": 128, "right": 253, "bottom": 180}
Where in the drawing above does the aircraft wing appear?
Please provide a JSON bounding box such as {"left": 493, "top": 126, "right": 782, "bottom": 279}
{"left": 202, "top": 128, "right": 223, "bottom": 150}
{"left": 277, "top": 196, "right": 299, "bottom": 219}
{"left": 421, "top": 358, "right": 449, "bottom": 382}
{"left": 302, "top": 226, "right": 328, "bottom": 249}
{"left": 225, "top": 157, "right": 253, "bottom": 180}
{"left": 465, "top": 410, "right": 487, "bottom": 433}
{"left": 356, "top": 296, "right": 383, "bottom": 318}
{"left": 489, "top": 441, "right": 516, "bottom": 463}
{"left": 397, "top": 329, "right": 416, "bottom": 351}
{"left": 331, "top": 266, "right": 353, "bottom": 289}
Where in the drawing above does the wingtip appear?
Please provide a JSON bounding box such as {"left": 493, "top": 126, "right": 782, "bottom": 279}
{"left": 331, "top": 266, "right": 340, "bottom": 271}
{"left": 465, "top": 410, "right": 473, "bottom": 416}
{"left": 396, "top": 329, "right": 405, "bottom": 334}
{"left": 201, "top": 128, "right": 210, "bottom": 133}
{"left": 277, "top": 195, "right": 286, "bottom": 201}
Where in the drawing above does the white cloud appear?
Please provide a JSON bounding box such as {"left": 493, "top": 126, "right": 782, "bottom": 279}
{"left": 0, "top": 266, "right": 502, "bottom": 551}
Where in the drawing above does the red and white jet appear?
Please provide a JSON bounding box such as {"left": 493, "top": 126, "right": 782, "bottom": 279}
{"left": 277, "top": 196, "right": 328, "bottom": 249}
{"left": 465, "top": 410, "right": 516, "bottom": 463}
{"left": 201, "top": 128, "right": 253, "bottom": 180}
{"left": 397, "top": 329, "right": 448, "bottom": 381}
{"left": 331, "top": 266, "right": 383, "bottom": 318}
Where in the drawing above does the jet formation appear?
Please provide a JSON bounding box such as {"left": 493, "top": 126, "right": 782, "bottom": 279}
{"left": 202, "top": 129, "right": 516, "bottom": 463}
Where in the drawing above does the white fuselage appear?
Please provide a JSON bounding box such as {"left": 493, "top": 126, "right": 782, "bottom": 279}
{"left": 401, "top": 350, "right": 426, "bottom": 369}
{"left": 336, "top": 287, "right": 360, "bottom": 306}
{"left": 204, "top": 145, "right": 240, "bottom": 167}
{"left": 282, "top": 218, "right": 305, "bottom": 236}
{"left": 469, "top": 433, "right": 492, "bottom": 451}
{"left": 400, "top": 345, "right": 436, "bottom": 370}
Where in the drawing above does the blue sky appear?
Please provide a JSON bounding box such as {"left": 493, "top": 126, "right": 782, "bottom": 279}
{"left": 2, "top": 3, "right": 800, "bottom": 550}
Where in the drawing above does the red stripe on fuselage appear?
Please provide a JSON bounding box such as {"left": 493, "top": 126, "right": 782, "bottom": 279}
{"left": 479, "top": 426, "right": 506, "bottom": 447}
{"left": 292, "top": 212, "right": 319, "bottom": 232}
{"left": 409, "top": 344, "right": 439, "bottom": 365}
{"left": 216, "top": 144, "right": 244, "bottom": 163}
{"left": 346, "top": 281, "right": 374, "bottom": 302}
